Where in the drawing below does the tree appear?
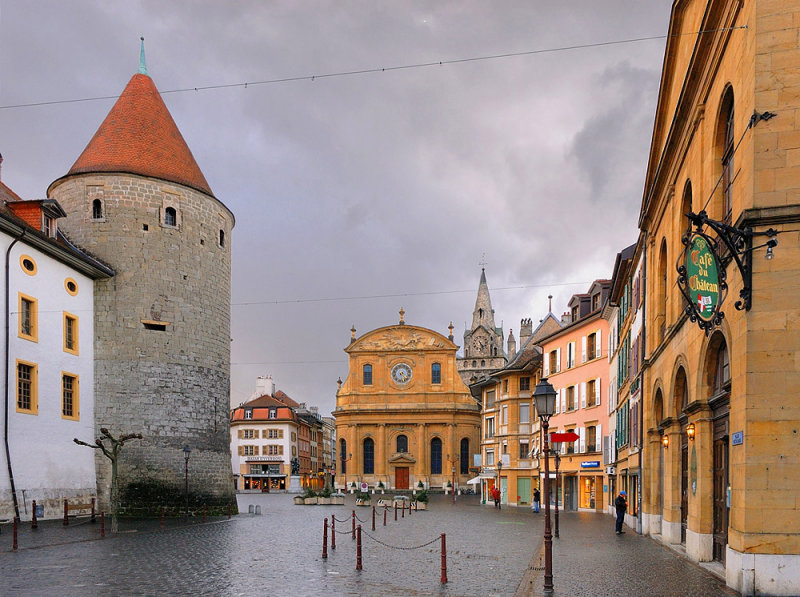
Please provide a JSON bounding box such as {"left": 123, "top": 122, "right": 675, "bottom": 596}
{"left": 74, "top": 428, "right": 142, "bottom": 533}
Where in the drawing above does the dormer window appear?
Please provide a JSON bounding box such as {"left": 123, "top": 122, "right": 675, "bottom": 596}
{"left": 268, "top": 408, "right": 277, "bottom": 420}
{"left": 591, "top": 293, "right": 600, "bottom": 311}
{"left": 571, "top": 306, "right": 579, "bottom": 322}
{"left": 43, "top": 214, "right": 56, "bottom": 238}
{"left": 244, "top": 409, "right": 253, "bottom": 420}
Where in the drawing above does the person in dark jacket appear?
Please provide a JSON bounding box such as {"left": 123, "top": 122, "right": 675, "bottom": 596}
{"left": 532, "top": 488, "right": 541, "bottom": 513}
{"left": 615, "top": 491, "right": 627, "bottom": 534}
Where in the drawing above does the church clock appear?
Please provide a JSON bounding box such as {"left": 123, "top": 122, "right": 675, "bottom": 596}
{"left": 391, "top": 363, "right": 413, "bottom": 384}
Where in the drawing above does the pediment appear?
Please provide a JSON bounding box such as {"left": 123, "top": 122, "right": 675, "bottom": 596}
{"left": 388, "top": 452, "right": 417, "bottom": 464}
{"left": 349, "top": 325, "right": 454, "bottom": 353}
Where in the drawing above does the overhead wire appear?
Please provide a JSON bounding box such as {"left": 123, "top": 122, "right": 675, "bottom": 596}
{"left": 0, "top": 25, "right": 748, "bottom": 111}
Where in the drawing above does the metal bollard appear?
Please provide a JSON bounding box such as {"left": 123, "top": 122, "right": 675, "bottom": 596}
{"left": 372, "top": 505, "right": 375, "bottom": 531}
{"left": 322, "top": 518, "right": 328, "bottom": 559}
{"left": 331, "top": 516, "right": 336, "bottom": 550}
{"left": 383, "top": 506, "right": 387, "bottom": 526}
{"left": 91, "top": 498, "right": 96, "bottom": 523}
{"left": 395, "top": 502, "right": 397, "bottom": 521}
{"left": 441, "top": 533, "right": 447, "bottom": 584}
{"left": 402, "top": 501, "right": 405, "bottom": 518}
{"left": 351, "top": 510, "right": 355, "bottom": 540}
{"left": 63, "top": 498, "right": 69, "bottom": 526}
{"left": 161, "top": 506, "right": 165, "bottom": 528}
{"left": 101, "top": 511, "right": 105, "bottom": 537}
{"left": 356, "top": 525, "right": 362, "bottom": 571}
{"left": 13, "top": 517, "right": 18, "bottom": 550}
{"left": 31, "top": 500, "right": 38, "bottom": 530}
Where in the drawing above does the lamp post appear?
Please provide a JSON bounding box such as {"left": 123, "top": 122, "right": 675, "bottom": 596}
{"left": 550, "top": 438, "right": 562, "bottom": 539}
{"left": 497, "top": 459, "right": 503, "bottom": 508}
{"left": 534, "top": 378, "right": 557, "bottom": 596}
{"left": 446, "top": 454, "right": 458, "bottom": 504}
{"left": 182, "top": 445, "right": 191, "bottom": 521}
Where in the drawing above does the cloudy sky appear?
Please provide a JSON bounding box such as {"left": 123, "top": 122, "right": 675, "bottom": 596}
{"left": 0, "top": 1, "right": 672, "bottom": 415}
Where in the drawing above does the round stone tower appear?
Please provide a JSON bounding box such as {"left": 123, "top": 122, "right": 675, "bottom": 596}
{"left": 47, "top": 53, "right": 235, "bottom": 513}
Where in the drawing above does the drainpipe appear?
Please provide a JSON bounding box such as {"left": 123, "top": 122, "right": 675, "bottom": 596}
{"left": 4, "top": 229, "right": 25, "bottom": 521}
{"left": 638, "top": 241, "right": 646, "bottom": 535}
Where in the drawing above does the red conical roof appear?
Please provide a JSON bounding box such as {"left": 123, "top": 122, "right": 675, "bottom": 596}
{"left": 67, "top": 73, "right": 214, "bottom": 197}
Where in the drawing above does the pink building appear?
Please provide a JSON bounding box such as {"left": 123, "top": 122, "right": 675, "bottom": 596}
{"left": 538, "top": 280, "right": 612, "bottom": 512}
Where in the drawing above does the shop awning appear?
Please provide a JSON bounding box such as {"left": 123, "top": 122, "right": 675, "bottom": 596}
{"left": 243, "top": 474, "right": 287, "bottom": 478}
{"left": 467, "top": 473, "right": 496, "bottom": 484}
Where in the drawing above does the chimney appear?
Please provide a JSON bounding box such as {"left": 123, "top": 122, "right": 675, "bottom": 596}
{"left": 561, "top": 311, "right": 571, "bottom": 324}
{"left": 519, "top": 318, "right": 533, "bottom": 346}
{"left": 253, "top": 375, "right": 275, "bottom": 398}
{"left": 507, "top": 329, "right": 516, "bottom": 360}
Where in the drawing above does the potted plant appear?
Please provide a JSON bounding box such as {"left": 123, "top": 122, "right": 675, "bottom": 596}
{"left": 303, "top": 488, "right": 318, "bottom": 505}
{"left": 412, "top": 489, "right": 429, "bottom": 511}
{"left": 331, "top": 491, "right": 346, "bottom": 505}
{"left": 377, "top": 480, "right": 385, "bottom": 494}
{"left": 355, "top": 490, "right": 371, "bottom": 506}
{"left": 317, "top": 486, "right": 332, "bottom": 505}
{"left": 350, "top": 481, "right": 357, "bottom": 494}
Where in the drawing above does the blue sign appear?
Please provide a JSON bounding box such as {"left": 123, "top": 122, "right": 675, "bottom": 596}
{"left": 581, "top": 461, "right": 600, "bottom": 468}
{"left": 732, "top": 431, "right": 743, "bottom": 446}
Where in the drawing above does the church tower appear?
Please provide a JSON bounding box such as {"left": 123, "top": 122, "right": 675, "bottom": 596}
{"left": 47, "top": 43, "right": 236, "bottom": 513}
{"left": 457, "top": 268, "right": 506, "bottom": 385}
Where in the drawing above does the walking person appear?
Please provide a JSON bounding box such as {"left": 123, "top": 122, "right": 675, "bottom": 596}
{"left": 491, "top": 486, "right": 501, "bottom": 509}
{"left": 532, "top": 488, "right": 541, "bottom": 513}
{"left": 615, "top": 490, "right": 627, "bottom": 534}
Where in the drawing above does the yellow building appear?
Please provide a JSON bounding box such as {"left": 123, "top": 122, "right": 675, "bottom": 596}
{"left": 639, "top": 1, "right": 800, "bottom": 593}
{"left": 334, "top": 311, "right": 480, "bottom": 491}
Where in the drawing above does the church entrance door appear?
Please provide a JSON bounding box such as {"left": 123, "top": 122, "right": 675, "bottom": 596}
{"left": 396, "top": 467, "right": 409, "bottom": 490}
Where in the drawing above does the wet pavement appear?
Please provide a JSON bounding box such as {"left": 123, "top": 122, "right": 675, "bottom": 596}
{"left": 0, "top": 495, "right": 736, "bottom": 596}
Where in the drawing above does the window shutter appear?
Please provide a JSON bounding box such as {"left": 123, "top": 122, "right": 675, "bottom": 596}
{"left": 581, "top": 336, "right": 587, "bottom": 363}
{"left": 595, "top": 424, "right": 602, "bottom": 452}
{"left": 561, "top": 388, "right": 566, "bottom": 413}
{"left": 544, "top": 352, "right": 550, "bottom": 377}
{"left": 595, "top": 329, "right": 602, "bottom": 359}
{"left": 555, "top": 348, "right": 561, "bottom": 372}
{"left": 279, "top": 429, "right": 284, "bottom": 439}
{"left": 280, "top": 445, "right": 284, "bottom": 455}
{"left": 237, "top": 445, "right": 243, "bottom": 456}
{"left": 238, "top": 429, "right": 243, "bottom": 439}
{"left": 555, "top": 388, "right": 560, "bottom": 414}
{"left": 579, "top": 427, "right": 585, "bottom": 453}
{"left": 602, "top": 435, "right": 609, "bottom": 464}
{"left": 595, "top": 378, "right": 600, "bottom": 406}
{"left": 580, "top": 382, "right": 587, "bottom": 409}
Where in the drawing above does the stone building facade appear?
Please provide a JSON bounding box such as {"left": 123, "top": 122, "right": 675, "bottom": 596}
{"left": 638, "top": 1, "right": 800, "bottom": 593}
{"left": 335, "top": 313, "right": 480, "bottom": 491}
{"left": 47, "top": 61, "right": 236, "bottom": 513}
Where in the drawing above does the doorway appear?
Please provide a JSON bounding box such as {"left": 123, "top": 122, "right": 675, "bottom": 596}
{"left": 518, "top": 477, "right": 531, "bottom": 505}
{"left": 396, "top": 467, "right": 409, "bottom": 490}
{"left": 681, "top": 437, "right": 688, "bottom": 544}
{"left": 713, "top": 435, "right": 729, "bottom": 563}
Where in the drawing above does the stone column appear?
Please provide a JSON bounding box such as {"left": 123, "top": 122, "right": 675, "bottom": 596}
{"left": 377, "top": 423, "right": 387, "bottom": 480}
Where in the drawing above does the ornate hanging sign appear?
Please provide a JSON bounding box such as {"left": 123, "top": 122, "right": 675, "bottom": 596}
{"left": 677, "top": 229, "right": 728, "bottom": 332}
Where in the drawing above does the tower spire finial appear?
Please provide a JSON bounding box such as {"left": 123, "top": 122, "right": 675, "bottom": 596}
{"left": 139, "top": 37, "right": 148, "bottom": 75}
{"left": 548, "top": 294, "right": 553, "bottom": 313}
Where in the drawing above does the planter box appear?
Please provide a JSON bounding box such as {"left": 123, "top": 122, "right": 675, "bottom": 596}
{"left": 317, "top": 497, "right": 332, "bottom": 505}
{"left": 355, "top": 498, "right": 371, "bottom": 506}
{"left": 293, "top": 496, "right": 305, "bottom": 505}
{"left": 332, "top": 495, "right": 345, "bottom": 505}
{"left": 413, "top": 502, "right": 428, "bottom": 511}
{"left": 304, "top": 497, "right": 318, "bottom": 505}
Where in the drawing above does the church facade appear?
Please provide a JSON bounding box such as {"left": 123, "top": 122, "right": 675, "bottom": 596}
{"left": 334, "top": 313, "right": 480, "bottom": 491}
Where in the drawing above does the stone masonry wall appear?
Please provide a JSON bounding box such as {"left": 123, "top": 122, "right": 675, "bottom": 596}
{"left": 49, "top": 173, "right": 236, "bottom": 514}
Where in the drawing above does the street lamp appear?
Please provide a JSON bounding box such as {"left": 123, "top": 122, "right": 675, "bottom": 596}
{"left": 550, "top": 437, "right": 562, "bottom": 539}
{"left": 534, "top": 378, "right": 557, "bottom": 596}
{"left": 182, "top": 445, "right": 191, "bottom": 521}
{"left": 497, "top": 458, "right": 503, "bottom": 508}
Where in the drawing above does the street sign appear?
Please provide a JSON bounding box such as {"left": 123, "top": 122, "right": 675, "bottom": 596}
{"left": 550, "top": 432, "right": 579, "bottom": 443}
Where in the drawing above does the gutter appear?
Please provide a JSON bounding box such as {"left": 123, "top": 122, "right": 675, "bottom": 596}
{"left": 4, "top": 229, "right": 25, "bottom": 521}
{"left": 638, "top": 240, "right": 647, "bottom": 535}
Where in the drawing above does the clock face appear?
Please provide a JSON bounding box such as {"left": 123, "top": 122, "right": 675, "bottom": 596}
{"left": 391, "top": 363, "right": 413, "bottom": 384}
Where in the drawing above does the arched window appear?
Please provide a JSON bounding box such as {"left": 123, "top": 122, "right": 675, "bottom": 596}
{"left": 91, "top": 199, "right": 103, "bottom": 219}
{"left": 712, "top": 339, "right": 730, "bottom": 395}
{"left": 396, "top": 434, "right": 408, "bottom": 453}
{"left": 460, "top": 438, "right": 470, "bottom": 475}
{"left": 219, "top": 229, "right": 225, "bottom": 248}
{"left": 481, "top": 360, "right": 485, "bottom": 367}
{"left": 715, "top": 87, "right": 735, "bottom": 223}
{"left": 363, "top": 364, "right": 372, "bottom": 385}
{"left": 680, "top": 181, "right": 692, "bottom": 234}
{"left": 653, "top": 388, "right": 664, "bottom": 427}
{"left": 340, "top": 439, "right": 347, "bottom": 474}
{"left": 657, "top": 239, "right": 668, "bottom": 341}
{"left": 431, "top": 363, "right": 441, "bottom": 384}
{"left": 363, "top": 438, "right": 374, "bottom": 474}
{"left": 674, "top": 367, "right": 688, "bottom": 416}
{"left": 164, "top": 206, "right": 177, "bottom": 227}
{"left": 472, "top": 360, "right": 476, "bottom": 367}
{"left": 430, "top": 438, "right": 442, "bottom": 474}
